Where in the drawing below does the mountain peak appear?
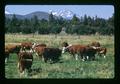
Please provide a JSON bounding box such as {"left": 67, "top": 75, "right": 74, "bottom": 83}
{"left": 48, "top": 9, "right": 74, "bottom": 19}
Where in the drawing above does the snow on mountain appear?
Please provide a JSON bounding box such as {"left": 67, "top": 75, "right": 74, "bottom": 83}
{"left": 49, "top": 9, "right": 74, "bottom": 19}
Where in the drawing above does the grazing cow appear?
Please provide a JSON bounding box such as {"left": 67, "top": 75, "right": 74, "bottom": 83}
{"left": 62, "top": 42, "right": 98, "bottom": 61}
{"left": 5, "top": 44, "right": 21, "bottom": 63}
{"left": 97, "top": 47, "right": 107, "bottom": 58}
{"left": 43, "top": 48, "right": 62, "bottom": 63}
{"left": 21, "top": 42, "right": 35, "bottom": 51}
{"left": 17, "top": 51, "right": 33, "bottom": 75}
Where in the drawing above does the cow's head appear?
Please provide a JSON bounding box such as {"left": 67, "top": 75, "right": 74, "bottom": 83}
{"left": 62, "top": 44, "right": 72, "bottom": 53}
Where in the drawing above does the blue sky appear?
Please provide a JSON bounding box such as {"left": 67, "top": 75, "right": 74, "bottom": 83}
{"left": 5, "top": 5, "right": 114, "bottom": 19}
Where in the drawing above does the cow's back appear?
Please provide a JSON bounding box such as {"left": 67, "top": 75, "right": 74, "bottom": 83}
{"left": 68, "top": 45, "right": 86, "bottom": 54}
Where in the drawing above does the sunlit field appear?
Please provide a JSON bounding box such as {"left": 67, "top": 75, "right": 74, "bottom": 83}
{"left": 5, "top": 34, "right": 114, "bottom": 78}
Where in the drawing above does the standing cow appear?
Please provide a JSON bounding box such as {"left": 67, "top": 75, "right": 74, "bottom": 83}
{"left": 62, "top": 42, "right": 98, "bottom": 61}
{"left": 32, "top": 43, "right": 47, "bottom": 60}
{"left": 43, "top": 48, "right": 62, "bottom": 63}
{"left": 17, "top": 51, "right": 33, "bottom": 76}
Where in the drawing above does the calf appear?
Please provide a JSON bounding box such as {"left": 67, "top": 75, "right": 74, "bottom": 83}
{"left": 88, "top": 41, "right": 101, "bottom": 47}
{"left": 97, "top": 47, "right": 107, "bottom": 58}
{"left": 18, "top": 51, "right": 33, "bottom": 75}
{"left": 43, "top": 48, "right": 62, "bottom": 63}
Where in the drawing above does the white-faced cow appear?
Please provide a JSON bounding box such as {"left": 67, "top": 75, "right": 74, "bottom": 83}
{"left": 32, "top": 43, "right": 47, "bottom": 60}
{"left": 17, "top": 51, "right": 33, "bottom": 76}
{"left": 21, "top": 42, "right": 35, "bottom": 51}
{"left": 62, "top": 42, "right": 98, "bottom": 61}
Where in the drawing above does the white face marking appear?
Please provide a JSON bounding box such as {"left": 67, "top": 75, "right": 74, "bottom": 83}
{"left": 32, "top": 43, "right": 36, "bottom": 49}
{"left": 30, "top": 49, "right": 33, "bottom": 53}
{"left": 62, "top": 47, "right": 66, "bottom": 53}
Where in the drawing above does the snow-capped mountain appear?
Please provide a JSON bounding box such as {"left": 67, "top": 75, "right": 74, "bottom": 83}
{"left": 49, "top": 10, "right": 74, "bottom": 19}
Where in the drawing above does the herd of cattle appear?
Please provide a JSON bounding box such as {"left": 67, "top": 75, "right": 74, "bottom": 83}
{"left": 5, "top": 41, "right": 107, "bottom": 75}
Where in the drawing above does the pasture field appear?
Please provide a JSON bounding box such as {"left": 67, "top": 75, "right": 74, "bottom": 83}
{"left": 5, "top": 34, "right": 114, "bottom": 79}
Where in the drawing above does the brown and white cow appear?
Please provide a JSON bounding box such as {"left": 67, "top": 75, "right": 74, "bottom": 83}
{"left": 87, "top": 42, "right": 107, "bottom": 58}
{"left": 62, "top": 42, "right": 98, "bottom": 61}
{"left": 32, "top": 43, "right": 47, "bottom": 59}
{"left": 21, "top": 42, "right": 35, "bottom": 51}
{"left": 87, "top": 41, "right": 101, "bottom": 48}
{"left": 17, "top": 51, "right": 33, "bottom": 76}
{"left": 5, "top": 44, "right": 21, "bottom": 63}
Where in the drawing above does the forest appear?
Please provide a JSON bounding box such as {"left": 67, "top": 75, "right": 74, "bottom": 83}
{"left": 5, "top": 13, "right": 114, "bottom": 35}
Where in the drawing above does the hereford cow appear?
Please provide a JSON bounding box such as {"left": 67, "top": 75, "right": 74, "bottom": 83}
{"left": 43, "top": 48, "right": 62, "bottom": 63}
{"left": 32, "top": 43, "right": 47, "bottom": 59}
{"left": 17, "top": 51, "right": 33, "bottom": 76}
{"left": 21, "top": 42, "right": 35, "bottom": 51}
{"left": 5, "top": 44, "right": 21, "bottom": 63}
{"left": 87, "top": 42, "right": 107, "bottom": 58}
{"left": 62, "top": 42, "right": 98, "bottom": 61}
{"left": 33, "top": 46, "right": 46, "bottom": 60}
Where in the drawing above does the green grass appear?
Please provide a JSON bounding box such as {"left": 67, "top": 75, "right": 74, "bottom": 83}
{"left": 5, "top": 34, "right": 114, "bottom": 79}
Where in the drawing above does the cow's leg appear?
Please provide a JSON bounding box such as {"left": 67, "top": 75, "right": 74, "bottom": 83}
{"left": 20, "top": 70, "right": 25, "bottom": 78}
{"left": 42, "top": 55, "right": 44, "bottom": 61}
{"left": 44, "top": 57, "right": 48, "bottom": 63}
{"left": 80, "top": 54, "right": 85, "bottom": 61}
{"left": 92, "top": 55, "right": 95, "bottom": 61}
{"left": 86, "top": 56, "right": 89, "bottom": 60}
{"left": 103, "top": 54, "right": 106, "bottom": 58}
{"left": 35, "top": 52, "right": 39, "bottom": 59}
{"left": 5, "top": 53, "right": 9, "bottom": 63}
{"left": 5, "top": 57, "right": 8, "bottom": 63}
{"left": 75, "top": 54, "right": 78, "bottom": 60}
{"left": 17, "top": 62, "right": 20, "bottom": 68}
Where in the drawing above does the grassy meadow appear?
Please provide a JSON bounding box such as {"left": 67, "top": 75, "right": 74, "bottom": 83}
{"left": 5, "top": 34, "right": 114, "bottom": 79}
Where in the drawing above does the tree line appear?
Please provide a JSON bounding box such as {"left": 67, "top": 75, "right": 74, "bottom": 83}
{"left": 5, "top": 13, "right": 114, "bottom": 35}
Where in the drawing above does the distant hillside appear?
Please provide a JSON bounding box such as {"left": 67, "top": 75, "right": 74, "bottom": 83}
{"left": 5, "top": 11, "right": 57, "bottom": 20}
